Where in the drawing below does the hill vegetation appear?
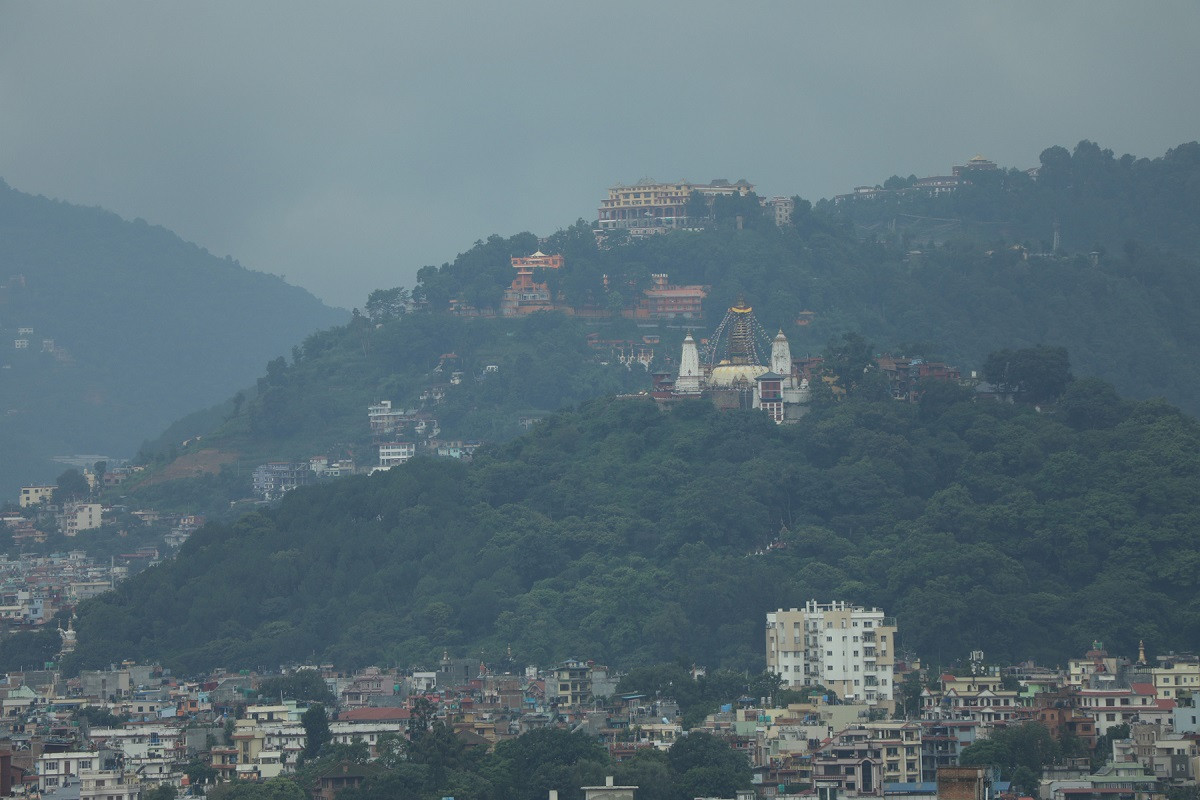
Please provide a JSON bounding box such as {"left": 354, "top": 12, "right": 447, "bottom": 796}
{"left": 0, "top": 179, "right": 345, "bottom": 497}
{"left": 123, "top": 139, "right": 1200, "bottom": 513}
{"left": 68, "top": 374, "right": 1200, "bottom": 674}
{"left": 823, "top": 139, "right": 1200, "bottom": 256}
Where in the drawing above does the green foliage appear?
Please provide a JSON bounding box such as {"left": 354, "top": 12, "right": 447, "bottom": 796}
{"left": 983, "top": 346, "right": 1072, "bottom": 403}
{"left": 143, "top": 785, "right": 177, "bottom": 800}
{"left": 668, "top": 732, "right": 752, "bottom": 800}
{"left": 301, "top": 704, "right": 332, "bottom": 760}
{"left": 339, "top": 725, "right": 747, "bottom": 800}
{"left": 257, "top": 672, "right": 336, "bottom": 705}
{"left": 0, "top": 627, "right": 61, "bottom": 672}
{"left": 489, "top": 728, "right": 611, "bottom": 800}
{"left": 824, "top": 140, "right": 1200, "bottom": 257}
{"left": 1092, "top": 723, "right": 1130, "bottom": 769}
{"left": 76, "top": 705, "right": 129, "bottom": 729}
{"left": 55, "top": 468, "right": 91, "bottom": 503}
{"left": 959, "top": 722, "right": 1063, "bottom": 791}
{"left": 183, "top": 759, "right": 218, "bottom": 787}
{"left": 206, "top": 777, "right": 305, "bottom": 800}
{"left": 69, "top": 380, "right": 1200, "bottom": 675}
{"left": 364, "top": 287, "right": 410, "bottom": 322}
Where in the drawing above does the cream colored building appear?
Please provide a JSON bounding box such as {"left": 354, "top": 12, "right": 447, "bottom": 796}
{"left": 1153, "top": 656, "right": 1200, "bottom": 700}
{"left": 19, "top": 484, "right": 55, "bottom": 508}
{"left": 60, "top": 502, "right": 103, "bottom": 536}
{"left": 766, "top": 600, "right": 897, "bottom": 708}
{"left": 596, "top": 178, "right": 754, "bottom": 235}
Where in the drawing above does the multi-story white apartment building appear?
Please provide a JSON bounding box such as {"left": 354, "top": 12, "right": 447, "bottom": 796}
{"left": 766, "top": 600, "right": 897, "bottom": 708}
{"left": 36, "top": 752, "right": 102, "bottom": 791}
{"left": 378, "top": 442, "right": 416, "bottom": 468}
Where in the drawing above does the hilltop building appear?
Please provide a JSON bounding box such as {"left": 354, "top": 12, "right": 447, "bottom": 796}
{"left": 766, "top": 600, "right": 898, "bottom": 708}
{"left": 500, "top": 251, "right": 565, "bottom": 316}
{"left": 596, "top": 178, "right": 754, "bottom": 237}
{"left": 834, "top": 154, "right": 999, "bottom": 204}
{"left": 654, "top": 298, "right": 810, "bottom": 422}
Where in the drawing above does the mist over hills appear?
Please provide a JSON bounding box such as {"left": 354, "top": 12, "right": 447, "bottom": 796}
{"left": 0, "top": 179, "right": 346, "bottom": 497}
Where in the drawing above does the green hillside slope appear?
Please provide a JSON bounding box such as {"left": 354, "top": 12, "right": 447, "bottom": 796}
{"left": 69, "top": 385, "right": 1200, "bottom": 673}
{"left": 126, "top": 140, "right": 1200, "bottom": 507}
{"left": 821, "top": 139, "right": 1200, "bottom": 255}
{"left": 0, "top": 179, "right": 346, "bottom": 496}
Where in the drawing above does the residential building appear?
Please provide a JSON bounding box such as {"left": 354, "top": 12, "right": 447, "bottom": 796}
{"left": 636, "top": 273, "right": 707, "bottom": 320}
{"left": 378, "top": 442, "right": 416, "bottom": 468}
{"left": 1076, "top": 684, "right": 1161, "bottom": 735}
{"left": 1152, "top": 653, "right": 1200, "bottom": 700}
{"left": 368, "top": 400, "right": 414, "bottom": 437}
{"left": 766, "top": 600, "right": 898, "bottom": 708}
{"left": 920, "top": 674, "right": 1020, "bottom": 731}
{"left": 19, "top": 485, "right": 55, "bottom": 508}
{"left": 763, "top": 196, "right": 796, "bottom": 226}
{"left": 78, "top": 769, "right": 141, "bottom": 800}
{"left": 549, "top": 660, "right": 594, "bottom": 709}
{"left": 59, "top": 502, "right": 103, "bottom": 536}
{"left": 36, "top": 751, "right": 102, "bottom": 791}
{"left": 251, "top": 462, "right": 314, "bottom": 500}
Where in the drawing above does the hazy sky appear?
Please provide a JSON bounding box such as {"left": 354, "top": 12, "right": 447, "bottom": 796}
{"left": 2, "top": 2, "right": 1198, "bottom": 309}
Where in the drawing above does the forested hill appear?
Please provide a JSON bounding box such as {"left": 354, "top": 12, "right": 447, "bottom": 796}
{"left": 821, "top": 139, "right": 1200, "bottom": 256}
{"left": 125, "top": 139, "right": 1200, "bottom": 504}
{"left": 68, "top": 384, "right": 1200, "bottom": 673}
{"left": 0, "top": 179, "right": 346, "bottom": 496}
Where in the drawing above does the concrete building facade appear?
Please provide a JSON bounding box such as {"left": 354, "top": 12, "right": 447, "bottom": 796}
{"left": 767, "top": 600, "right": 898, "bottom": 707}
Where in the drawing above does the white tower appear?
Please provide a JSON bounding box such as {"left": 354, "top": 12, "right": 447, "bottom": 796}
{"left": 770, "top": 330, "right": 792, "bottom": 381}
{"left": 677, "top": 332, "right": 702, "bottom": 394}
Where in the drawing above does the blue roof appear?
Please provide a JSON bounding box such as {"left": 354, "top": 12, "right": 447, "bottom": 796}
{"left": 883, "top": 782, "right": 937, "bottom": 795}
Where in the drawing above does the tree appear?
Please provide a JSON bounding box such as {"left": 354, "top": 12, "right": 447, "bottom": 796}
{"left": 1059, "top": 378, "right": 1126, "bottom": 429}
{"left": 667, "top": 732, "right": 751, "bottom": 800}
{"left": 143, "top": 785, "right": 177, "bottom": 800}
{"left": 55, "top": 468, "right": 90, "bottom": 503}
{"left": 92, "top": 461, "right": 107, "bottom": 489}
{"left": 823, "top": 332, "right": 874, "bottom": 395}
{"left": 983, "top": 346, "right": 1072, "bottom": 403}
{"left": 258, "top": 672, "right": 336, "bottom": 705}
{"left": 1011, "top": 346, "right": 1072, "bottom": 403}
{"left": 959, "top": 722, "right": 1061, "bottom": 785}
{"left": 301, "top": 704, "right": 331, "bottom": 760}
{"left": 364, "top": 287, "right": 410, "bottom": 322}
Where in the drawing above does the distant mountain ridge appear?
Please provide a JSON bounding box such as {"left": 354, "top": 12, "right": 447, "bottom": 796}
{"left": 0, "top": 178, "right": 346, "bottom": 498}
